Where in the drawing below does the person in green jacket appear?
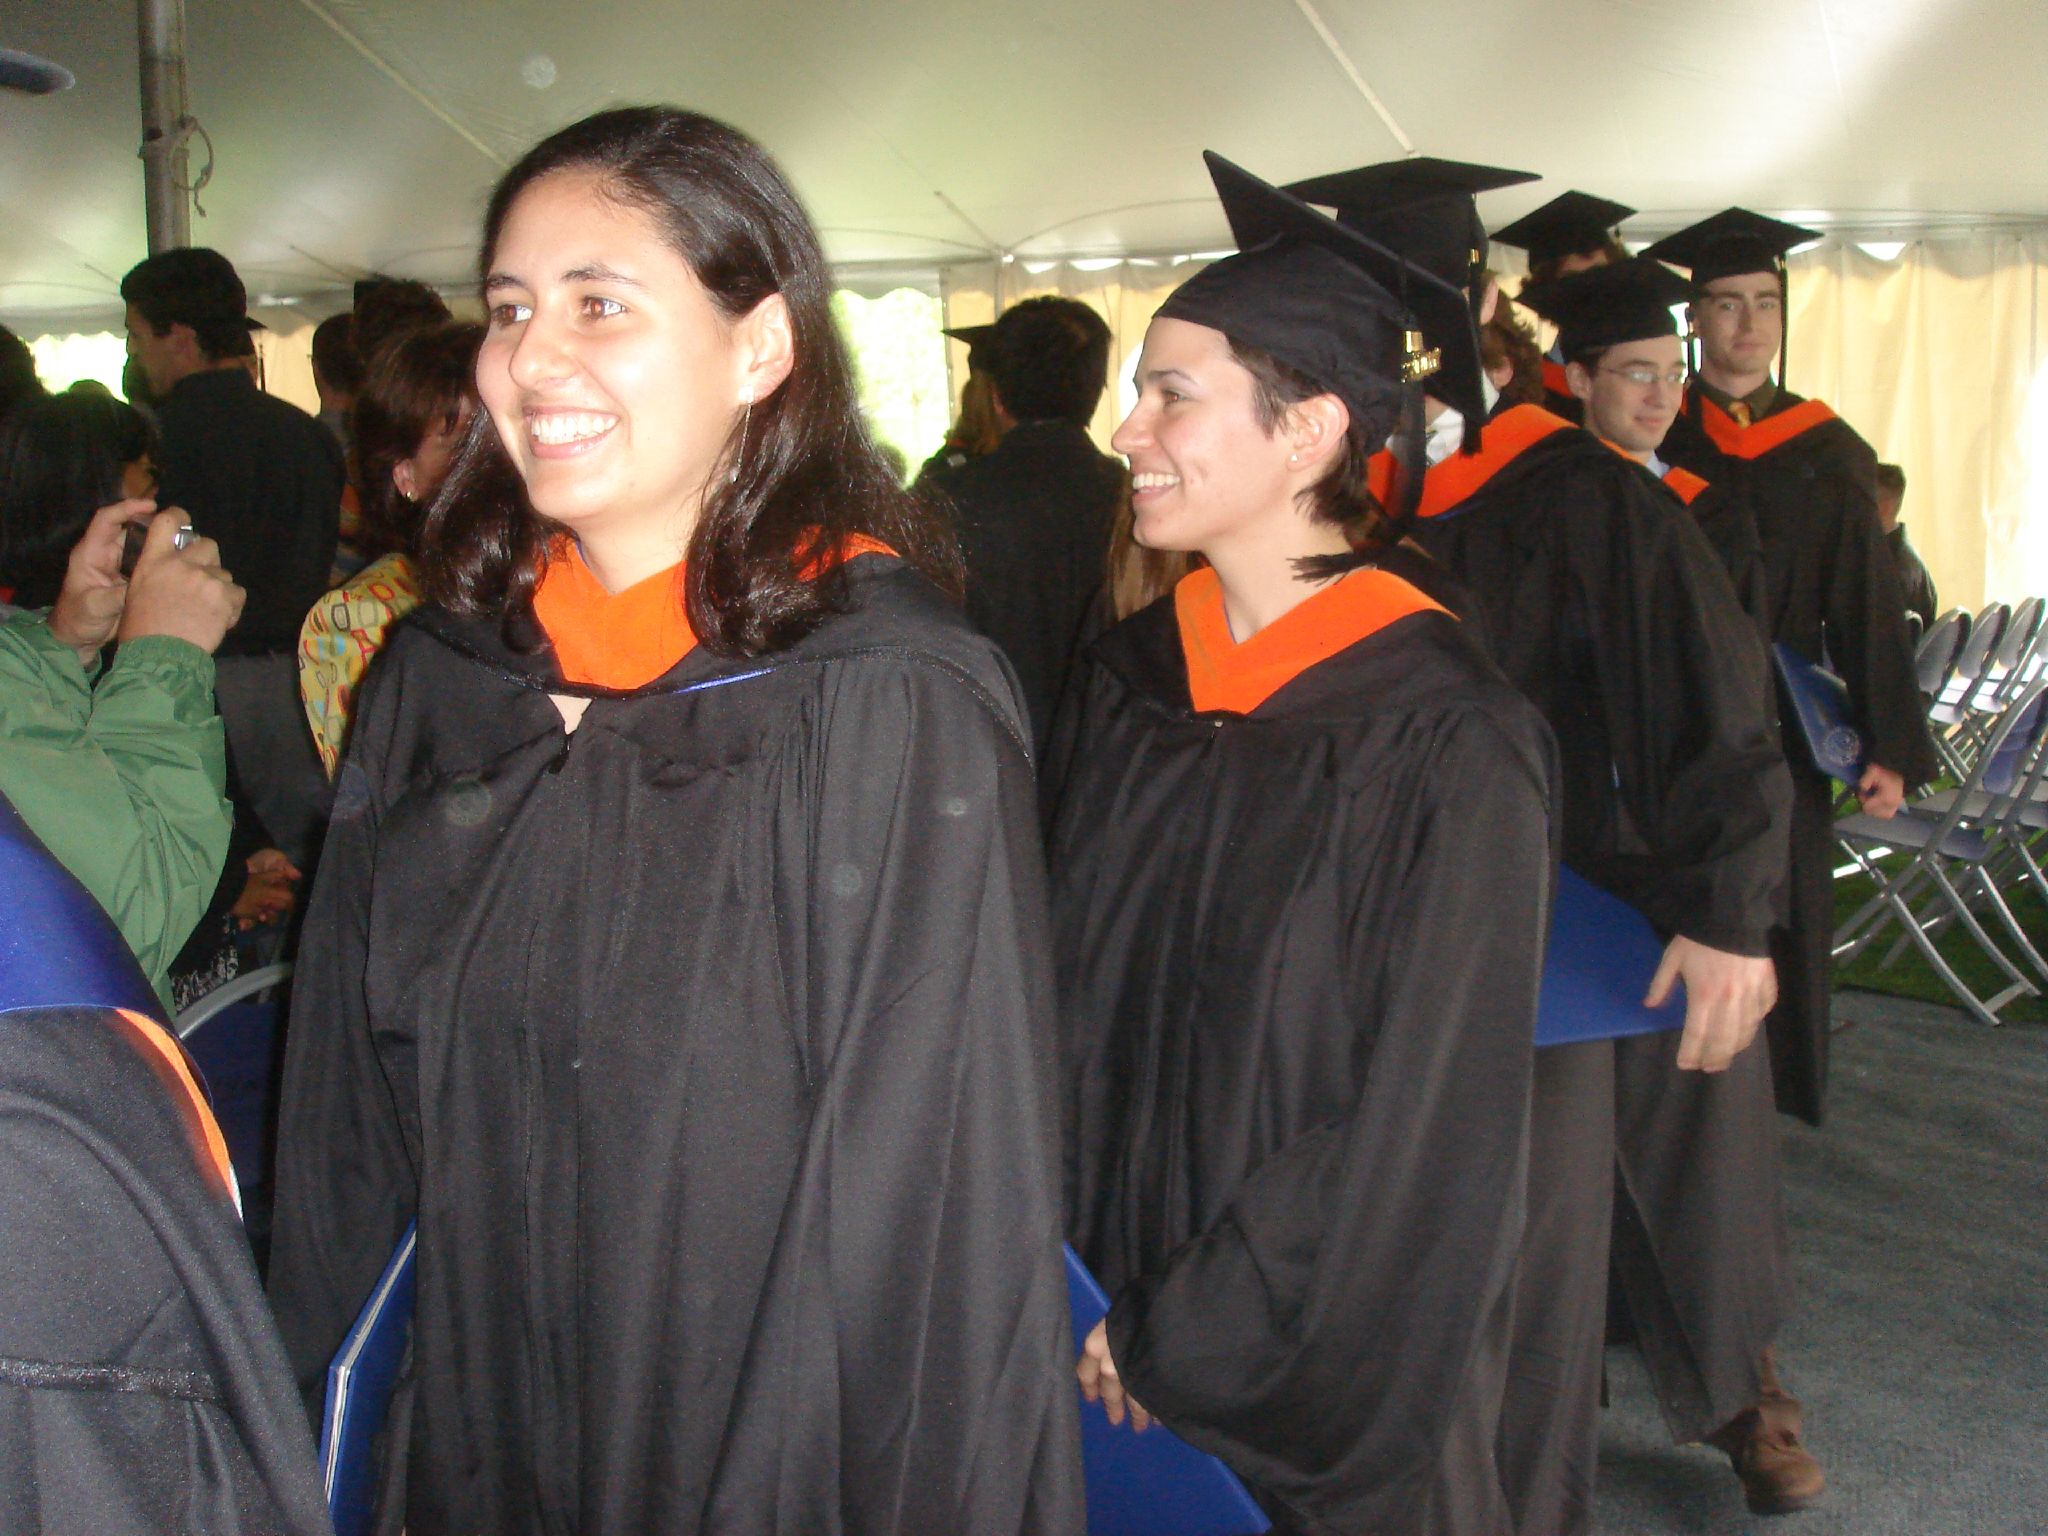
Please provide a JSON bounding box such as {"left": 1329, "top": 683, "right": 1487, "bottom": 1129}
{"left": 1, "top": 497, "right": 245, "bottom": 1005}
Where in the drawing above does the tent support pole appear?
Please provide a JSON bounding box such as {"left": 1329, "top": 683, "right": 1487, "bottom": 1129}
{"left": 137, "top": 0, "right": 191, "bottom": 253}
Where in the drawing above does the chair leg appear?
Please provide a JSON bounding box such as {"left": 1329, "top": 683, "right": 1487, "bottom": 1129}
{"left": 1968, "top": 866, "right": 2048, "bottom": 988}
{"left": 1923, "top": 862, "right": 2040, "bottom": 998}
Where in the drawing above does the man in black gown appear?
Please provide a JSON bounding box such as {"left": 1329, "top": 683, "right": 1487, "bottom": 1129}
{"left": 1649, "top": 210, "right": 1940, "bottom": 1125}
{"left": 1286, "top": 160, "right": 1792, "bottom": 1536}
{"left": 1519, "top": 254, "right": 1840, "bottom": 1516}
{"left": 920, "top": 295, "right": 1127, "bottom": 751}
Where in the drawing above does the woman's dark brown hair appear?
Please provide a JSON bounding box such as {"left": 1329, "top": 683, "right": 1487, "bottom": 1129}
{"left": 351, "top": 320, "right": 481, "bottom": 558}
{"left": 1227, "top": 337, "right": 1394, "bottom": 554}
{"left": 422, "top": 105, "right": 960, "bottom": 656}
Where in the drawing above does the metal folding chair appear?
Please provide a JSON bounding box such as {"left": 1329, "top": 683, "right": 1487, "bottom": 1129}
{"left": 1926, "top": 602, "right": 2010, "bottom": 780}
{"left": 1834, "top": 676, "right": 2048, "bottom": 1025}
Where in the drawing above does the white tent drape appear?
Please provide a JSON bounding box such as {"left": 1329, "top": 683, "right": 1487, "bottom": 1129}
{"left": 1788, "top": 233, "right": 2048, "bottom": 614}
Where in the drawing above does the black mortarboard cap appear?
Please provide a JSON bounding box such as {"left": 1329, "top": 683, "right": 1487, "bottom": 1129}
{"left": 1490, "top": 191, "right": 1636, "bottom": 268}
{"left": 1638, "top": 208, "right": 1821, "bottom": 288}
{"left": 1157, "top": 152, "right": 1485, "bottom": 434}
{"left": 1516, "top": 258, "right": 1693, "bottom": 360}
{"left": 942, "top": 323, "right": 997, "bottom": 374}
{"left": 1282, "top": 157, "right": 1538, "bottom": 290}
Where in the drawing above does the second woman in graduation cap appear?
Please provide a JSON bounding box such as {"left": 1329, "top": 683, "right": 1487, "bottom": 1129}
{"left": 1045, "top": 154, "right": 1558, "bottom": 1536}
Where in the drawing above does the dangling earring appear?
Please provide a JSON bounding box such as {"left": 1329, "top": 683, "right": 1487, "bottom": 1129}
{"left": 730, "top": 390, "right": 753, "bottom": 485}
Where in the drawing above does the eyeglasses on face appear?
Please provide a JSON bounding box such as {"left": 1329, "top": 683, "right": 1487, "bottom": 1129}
{"left": 1598, "top": 364, "right": 1690, "bottom": 388}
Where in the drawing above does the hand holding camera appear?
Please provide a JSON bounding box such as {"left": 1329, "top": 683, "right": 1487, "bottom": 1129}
{"left": 48, "top": 500, "right": 245, "bottom": 665}
{"left": 118, "top": 507, "right": 244, "bottom": 655}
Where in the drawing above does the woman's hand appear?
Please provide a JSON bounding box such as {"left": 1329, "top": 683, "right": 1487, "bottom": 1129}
{"left": 1077, "top": 1319, "right": 1153, "bottom": 1432}
{"left": 48, "top": 498, "right": 156, "bottom": 665}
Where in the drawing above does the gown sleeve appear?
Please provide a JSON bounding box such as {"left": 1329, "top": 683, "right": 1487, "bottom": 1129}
{"left": 1568, "top": 478, "right": 1791, "bottom": 956}
{"left": 705, "top": 650, "right": 1083, "bottom": 1535}
{"left": 1821, "top": 471, "right": 1941, "bottom": 784}
{"left": 1104, "top": 705, "right": 1555, "bottom": 1534}
{"left": 265, "top": 656, "right": 420, "bottom": 1421}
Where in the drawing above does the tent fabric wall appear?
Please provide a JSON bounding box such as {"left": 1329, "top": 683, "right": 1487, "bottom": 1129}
{"left": 1788, "top": 233, "right": 2048, "bottom": 615}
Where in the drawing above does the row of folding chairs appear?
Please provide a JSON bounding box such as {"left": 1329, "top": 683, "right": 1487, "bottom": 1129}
{"left": 1833, "top": 598, "right": 2048, "bottom": 1024}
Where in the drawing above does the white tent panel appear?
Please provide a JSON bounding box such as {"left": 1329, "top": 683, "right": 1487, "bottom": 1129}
{"left": 4, "top": 0, "right": 2046, "bottom": 332}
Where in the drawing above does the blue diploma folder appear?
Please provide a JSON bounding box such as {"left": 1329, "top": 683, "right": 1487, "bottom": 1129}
{"left": 1536, "top": 867, "right": 1686, "bottom": 1046}
{"left": 1773, "top": 642, "right": 1866, "bottom": 787}
{"left": 1065, "top": 1246, "right": 1271, "bottom": 1536}
{"left": 320, "top": 1223, "right": 417, "bottom": 1536}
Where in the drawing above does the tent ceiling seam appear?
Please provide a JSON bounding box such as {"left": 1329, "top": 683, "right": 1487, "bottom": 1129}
{"left": 1289, "top": 0, "right": 1414, "bottom": 155}
{"left": 1815, "top": 0, "right": 1848, "bottom": 106}
{"left": 287, "top": 0, "right": 507, "bottom": 168}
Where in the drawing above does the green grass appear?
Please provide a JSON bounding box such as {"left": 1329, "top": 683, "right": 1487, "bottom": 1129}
{"left": 1832, "top": 846, "right": 2048, "bottom": 1022}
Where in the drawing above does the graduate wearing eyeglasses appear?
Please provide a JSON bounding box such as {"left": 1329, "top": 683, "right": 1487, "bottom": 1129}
{"left": 1285, "top": 159, "right": 1792, "bottom": 1536}
{"left": 1519, "top": 254, "right": 1826, "bottom": 1519}
{"left": 1516, "top": 257, "right": 1768, "bottom": 628}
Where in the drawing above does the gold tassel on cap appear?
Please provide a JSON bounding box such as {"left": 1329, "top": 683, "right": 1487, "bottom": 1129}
{"left": 1401, "top": 328, "right": 1441, "bottom": 382}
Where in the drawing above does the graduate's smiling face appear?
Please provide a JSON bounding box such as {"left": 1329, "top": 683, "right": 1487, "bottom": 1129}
{"left": 1691, "top": 273, "right": 1783, "bottom": 378}
{"left": 1570, "top": 334, "right": 1687, "bottom": 457}
{"left": 1113, "top": 318, "right": 1300, "bottom": 556}
{"left": 477, "top": 170, "right": 764, "bottom": 551}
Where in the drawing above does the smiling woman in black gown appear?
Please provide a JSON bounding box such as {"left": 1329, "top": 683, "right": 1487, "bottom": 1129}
{"left": 265, "top": 106, "right": 1080, "bottom": 1536}
{"left": 1047, "top": 155, "right": 1558, "bottom": 1536}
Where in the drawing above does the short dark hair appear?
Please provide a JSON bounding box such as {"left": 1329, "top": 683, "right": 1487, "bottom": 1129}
{"left": 351, "top": 320, "right": 482, "bottom": 558}
{"left": 1874, "top": 462, "right": 1905, "bottom": 498}
{"left": 985, "top": 296, "right": 1111, "bottom": 427}
{"left": 422, "top": 105, "right": 960, "bottom": 657}
{"left": 0, "top": 324, "right": 45, "bottom": 426}
{"left": 118, "top": 247, "right": 251, "bottom": 361}
{"left": 0, "top": 391, "right": 156, "bottom": 607}
{"left": 1527, "top": 236, "right": 1630, "bottom": 287}
{"left": 1228, "top": 337, "right": 1389, "bottom": 553}
{"left": 311, "top": 312, "right": 364, "bottom": 397}
{"left": 351, "top": 278, "right": 453, "bottom": 370}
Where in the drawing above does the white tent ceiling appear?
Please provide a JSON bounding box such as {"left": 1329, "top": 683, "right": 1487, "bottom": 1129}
{"left": 4, "top": 0, "right": 2045, "bottom": 333}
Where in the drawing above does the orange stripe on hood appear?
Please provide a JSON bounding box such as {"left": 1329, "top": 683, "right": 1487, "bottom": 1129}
{"left": 1368, "top": 404, "right": 1575, "bottom": 521}
{"left": 1593, "top": 437, "right": 1712, "bottom": 507}
{"left": 534, "top": 533, "right": 895, "bottom": 690}
{"left": 110, "top": 1007, "right": 239, "bottom": 1211}
{"left": 1692, "top": 394, "right": 1839, "bottom": 459}
{"left": 1541, "top": 359, "right": 1571, "bottom": 399}
{"left": 1661, "top": 464, "right": 1710, "bottom": 505}
{"left": 1175, "top": 562, "right": 1447, "bottom": 715}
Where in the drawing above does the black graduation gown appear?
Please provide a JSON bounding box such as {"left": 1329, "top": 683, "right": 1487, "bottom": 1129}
{"left": 1047, "top": 588, "right": 1558, "bottom": 1536}
{"left": 1664, "top": 391, "right": 1939, "bottom": 1122}
{"left": 266, "top": 556, "right": 1083, "bottom": 1535}
{"left": 1589, "top": 457, "right": 1792, "bottom": 1450}
{"left": 1662, "top": 464, "right": 1771, "bottom": 637}
{"left": 919, "top": 420, "right": 1127, "bottom": 752}
{"left": 0, "top": 1007, "right": 332, "bottom": 1536}
{"left": 0, "top": 790, "right": 328, "bottom": 1536}
{"left": 1392, "top": 407, "right": 1789, "bottom": 1534}
{"left": 1403, "top": 406, "right": 1790, "bottom": 956}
